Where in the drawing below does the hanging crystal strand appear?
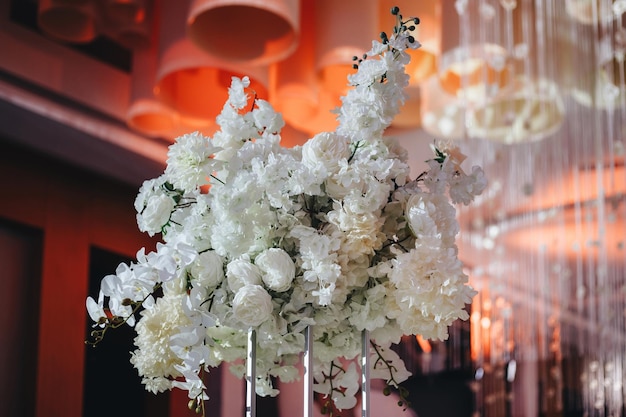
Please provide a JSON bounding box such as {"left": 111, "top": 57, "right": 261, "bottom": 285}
{"left": 246, "top": 329, "right": 256, "bottom": 417}
{"left": 303, "top": 326, "right": 313, "bottom": 417}
{"left": 361, "top": 330, "right": 370, "bottom": 417}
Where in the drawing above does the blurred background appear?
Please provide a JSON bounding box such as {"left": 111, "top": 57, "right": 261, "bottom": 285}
{"left": 0, "top": 0, "right": 625, "bottom": 416}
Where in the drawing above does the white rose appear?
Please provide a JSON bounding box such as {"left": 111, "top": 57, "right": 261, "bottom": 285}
{"left": 190, "top": 251, "right": 224, "bottom": 288}
{"left": 137, "top": 194, "right": 175, "bottom": 236}
{"left": 301, "top": 132, "right": 350, "bottom": 174}
{"left": 255, "top": 248, "right": 295, "bottom": 292}
{"left": 226, "top": 258, "right": 262, "bottom": 292}
{"left": 232, "top": 285, "right": 273, "bottom": 327}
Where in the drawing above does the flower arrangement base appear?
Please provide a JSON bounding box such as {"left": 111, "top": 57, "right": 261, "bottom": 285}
{"left": 245, "top": 327, "right": 371, "bottom": 417}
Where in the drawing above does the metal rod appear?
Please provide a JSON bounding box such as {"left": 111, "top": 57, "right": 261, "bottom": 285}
{"left": 246, "top": 329, "right": 256, "bottom": 417}
{"left": 303, "top": 325, "right": 314, "bottom": 417}
{"left": 361, "top": 330, "right": 370, "bottom": 417}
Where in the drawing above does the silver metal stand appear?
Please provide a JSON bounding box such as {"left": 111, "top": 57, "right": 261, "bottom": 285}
{"left": 244, "top": 326, "right": 372, "bottom": 417}
{"left": 303, "top": 325, "right": 314, "bottom": 417}
{"left": 246, "top": 329, "right": 256, "bottom": 417}
{"left": 361, "top": 330, "right": 371, "bottom": 417}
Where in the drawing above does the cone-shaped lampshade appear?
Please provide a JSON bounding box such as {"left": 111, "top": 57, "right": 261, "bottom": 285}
{"left": 156, "top": 0, "right": 268, "bottom": 121}
{"left": 187, "top": 0, "right": 300, "bottom": 66}
{"left": 38, "top": 0, "right": 97, "bottom": 43}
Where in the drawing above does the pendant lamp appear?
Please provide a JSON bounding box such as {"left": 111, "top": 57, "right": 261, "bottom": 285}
{"left": 187, "top": 0, "right": 299, "bottom": 66}
{"left": 155, "top": 0, "right": 268, "bottom": 121}
{"left": 37, "top": 0, "right": 97, "bottom": 43}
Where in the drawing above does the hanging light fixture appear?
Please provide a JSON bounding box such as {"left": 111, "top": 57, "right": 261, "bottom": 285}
{"left": 37, "top": 0, "right": 97, "bottom": 43}
{"left": 186, "top": 0, "right": 300, "bottom": 66}
{"left": 155, "top": 0, "right": 268, "bottom": 121}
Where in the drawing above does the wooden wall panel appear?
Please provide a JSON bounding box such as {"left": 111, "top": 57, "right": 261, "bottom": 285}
{"left": 0, "top": 141, "right": 158, "bottom": 417}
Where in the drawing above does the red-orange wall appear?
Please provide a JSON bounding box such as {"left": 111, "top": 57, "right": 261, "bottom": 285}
{"left": 0, "top": 140, "right": 158, "bottom": 417}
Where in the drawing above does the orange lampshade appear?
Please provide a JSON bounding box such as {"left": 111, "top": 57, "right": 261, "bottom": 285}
{"left": 187, "top": 0, "right": 300, "bottom": 66}
{"left": 37, "top": 0, "right": 97, "bottom": 43}
{"left": 315, "top": 0, "right": 377, "bottom": 95}
{"left": 127, "top": 99, "right": 178, "bottom": 138}
{"left": 155, "top": 0, "right": 268, "bottom": 121}
{"left": 155, "top": 41, "right": 269, "bottom": 120}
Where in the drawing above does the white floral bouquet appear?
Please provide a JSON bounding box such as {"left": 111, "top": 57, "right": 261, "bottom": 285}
{"left": 86, "top": 7, "right": 486, "bottom": 414}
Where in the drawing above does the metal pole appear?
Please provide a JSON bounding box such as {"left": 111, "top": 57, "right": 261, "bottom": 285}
{"left": 303, "top": 325, "right": 314, "bottom": 417}
{"left": 361, "top": 330, "right": 370, "bottom": 417}
{"left": 246, "top": 329, "right": 256, "bottom": 417}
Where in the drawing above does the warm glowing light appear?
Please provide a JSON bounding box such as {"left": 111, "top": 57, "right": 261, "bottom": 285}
{"left": 416, "top": 334, "right": 432, "bottom": 353}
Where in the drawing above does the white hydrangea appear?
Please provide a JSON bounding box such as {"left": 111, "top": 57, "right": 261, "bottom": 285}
{"left": 165, "top": 131, "right": 222, "bottom": 192}
{"left": 130, "top": 292, "right": 190, "bottom": 391}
